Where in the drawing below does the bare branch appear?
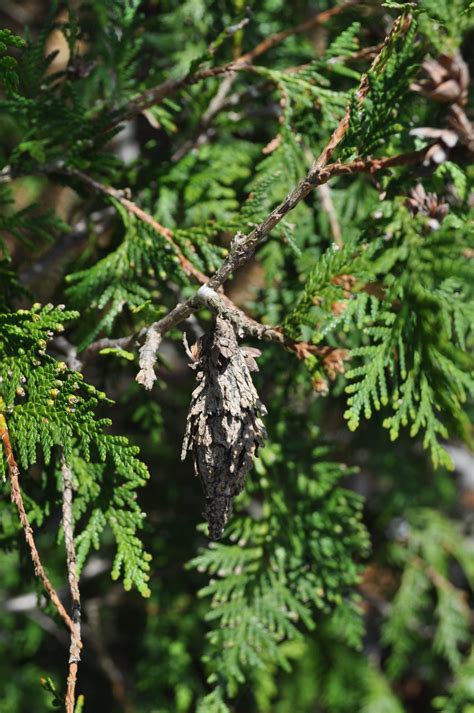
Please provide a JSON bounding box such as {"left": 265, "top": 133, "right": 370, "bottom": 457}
{"left": 135, "top": 296, "right": 201, "bottom": 389}
{"left": 61, "top": 454, "right": 82, "bottom": 713}
{"left": 115, "top": 64, "right": 247, "bottom": 127}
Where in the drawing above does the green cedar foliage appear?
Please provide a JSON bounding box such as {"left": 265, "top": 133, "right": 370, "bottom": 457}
{"left": 0, "top": 1, "right": 473, "bottom": 711}
{"left": 189, "top": 415, "right": 368, "bottom": 697}
{"left": 285, "top": 194, "right": 474, "bottom": 469}
{"left": 0, "top": 28, "right": 25, "bottom": 95}
{"left": 0, "top": 304, "right": 151, "bottom": 596}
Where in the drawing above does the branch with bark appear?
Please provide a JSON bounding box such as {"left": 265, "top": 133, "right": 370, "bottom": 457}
{"left": 61, "top": 454, "right": 82, "bottom": 713}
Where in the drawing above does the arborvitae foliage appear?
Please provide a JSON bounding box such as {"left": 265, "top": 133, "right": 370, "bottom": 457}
{"left": 0, "top": 1, "right": 473, "bottom": 712}
{"left": 0, "top": 304, "right": 151, "bottom": 596}
{"left": 189, "top": 413, "right": 368, "bottom": 702}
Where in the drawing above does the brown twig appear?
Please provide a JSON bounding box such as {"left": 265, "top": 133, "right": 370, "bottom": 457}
{"left": 311, "top": 13, "right": 413, "bottom": 171}
{"left": 0, "top": 414, "right": 78, "bottom": 639}
{"left": 61, "top": 454, "right": 82, "bottom": 713}
{"left": 114, "top": 63, "right": 248, "bottom": 128}
{"left": 48, "top": 166, "right": 209, "bottom": 285}
{"left": 82, "top": 137, "right": 429, "bottom": 384}
{"left": 237, "top": 0, "right": 360, "bottom": 65}
{"left": 322, "top": 146, "right": 430, "bottom": 178}
{"left": 0, "top": 416, "right": 84, "bottom": 711}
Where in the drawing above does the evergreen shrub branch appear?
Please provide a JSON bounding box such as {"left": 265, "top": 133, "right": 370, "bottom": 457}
{"left": 0, "top": 2, "right": 473, "bottom": 711}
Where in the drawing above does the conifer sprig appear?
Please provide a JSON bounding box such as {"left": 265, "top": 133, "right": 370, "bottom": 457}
{"left": 0, "top": 2, "right": 473, "bottom": 710}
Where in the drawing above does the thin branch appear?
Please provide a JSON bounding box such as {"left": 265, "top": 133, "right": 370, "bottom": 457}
{"left": 311, "top": 13, "right": 413, "bottom": 171}
{"left": 136, "top": 296, "right": 201, "bottom": 388}
{"left": 47, "top": 165, "right": 209, "bottom": 285}
{"left": 61, "top": 454, "right": 82, "bottom": 713}
{"left": 237, "top": 0, "right": 360, "bottom": 65}
{"left": 0, "top": 416, "right": 84, "bottom": 711}
{"left": 318, "top": 147, "right": 432, "bottom": 183}
{"left": 0, "top": 414, "right": 78, "bottom": 640}
{"left": 114, "top": 63, "right": 248, "bottom": 127}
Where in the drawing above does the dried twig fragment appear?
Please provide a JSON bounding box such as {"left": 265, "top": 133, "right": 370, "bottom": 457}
{"left": 182, "top": 318, "right": 267, "bottom": 539}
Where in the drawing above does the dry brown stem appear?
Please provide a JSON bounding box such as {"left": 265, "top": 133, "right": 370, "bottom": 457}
{"left": 0, "top": 415, "right": 80, "bottom": 639}
{"left": 0, "top": 416, "right": 84, "bottom": 712}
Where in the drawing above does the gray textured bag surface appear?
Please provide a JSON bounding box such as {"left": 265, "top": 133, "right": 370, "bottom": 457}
{"left": 182, "top": 317, "right": 267, "bottom": 539}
